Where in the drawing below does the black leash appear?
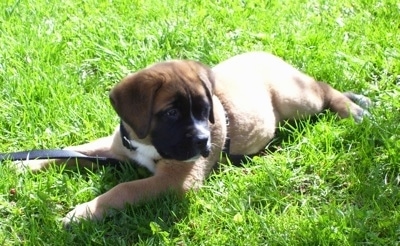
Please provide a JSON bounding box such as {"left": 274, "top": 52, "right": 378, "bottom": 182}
{"left": 1, "top": 121, "right": 131, "bottom": 166}
{"left": 0, "top": 149, "right": 123, "bottom": 166}
{"left": 1, "top": 118, "right": 249, "bottom": 167}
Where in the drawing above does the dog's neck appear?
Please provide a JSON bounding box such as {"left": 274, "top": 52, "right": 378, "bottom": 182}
{"left": 221, "top": 108, "right": 250, "bottom": 165}
{"left": 119, "top": 121, "right": 161, "bottom": 172}
{"left": 120, "top": 115, "right": 245, "bottom": 166}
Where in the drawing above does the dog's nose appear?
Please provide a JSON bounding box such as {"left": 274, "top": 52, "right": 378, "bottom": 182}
{"left": 195, "top": 135, "right": 211, "bottom": 158}
{"left": 194, "top": 136, "right": 209, "bottom": 149}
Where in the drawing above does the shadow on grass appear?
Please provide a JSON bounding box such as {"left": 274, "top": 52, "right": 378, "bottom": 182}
{"left": 63, "top": 117, "right": 322, "bottom": 244}
{"left": 60, "top": 162, "right": 191, "bottom": 245}
{"left": 58, "top": 112, "right": 398, "bottom": 244}
{"left": 223, "top": 114, "right": 324, "bottom": 168}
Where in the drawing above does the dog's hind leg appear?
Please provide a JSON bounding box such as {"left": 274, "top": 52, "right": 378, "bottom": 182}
{"left": 316, "top": 82, "right": 371, "bottom": 122}
{"left": 270, "top": 74, "right": 371, "bottom": 123}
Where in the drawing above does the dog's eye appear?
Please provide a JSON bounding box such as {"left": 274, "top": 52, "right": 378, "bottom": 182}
{"left": 201, "top": 107, "right": 209, "bottom": 118}
{"left": 164, "top": 108, "right": 180, "bottom": 120}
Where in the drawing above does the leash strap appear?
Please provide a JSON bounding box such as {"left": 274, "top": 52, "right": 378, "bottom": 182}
{"left": 0, "top": 149, "right": 122, "bottom": 166}
{"left": 0, "top": 114, "right": 248, "bottom": 167}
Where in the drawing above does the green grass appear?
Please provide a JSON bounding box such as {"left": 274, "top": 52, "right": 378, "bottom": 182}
{"left": 1, "top": 0, "right": 399, "bottom": 245}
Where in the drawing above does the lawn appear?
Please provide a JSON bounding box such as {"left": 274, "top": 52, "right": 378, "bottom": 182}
{"left": 1, "top": 0, "right": 399, "bottom": 245}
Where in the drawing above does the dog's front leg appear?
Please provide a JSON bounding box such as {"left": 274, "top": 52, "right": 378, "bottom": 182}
{"left": 62, "top": 159, "right": 201, "bottom": 226}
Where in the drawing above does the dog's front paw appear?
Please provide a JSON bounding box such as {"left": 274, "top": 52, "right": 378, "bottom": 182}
{"left": 62, "top": 201, "right": 102, "bottom": 227}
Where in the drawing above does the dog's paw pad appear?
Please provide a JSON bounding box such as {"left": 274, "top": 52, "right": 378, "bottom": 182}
{"left": 344, "top": 92, "right": 372, "bottom": 109}
{"left": 62, "top": 212, "right": 77, "bottom": 227}
{"left": 355, "top": 95, "right": 372, "bottom": 109}
{"left": 352, "top": 108, "right": 371, "bottom": 123}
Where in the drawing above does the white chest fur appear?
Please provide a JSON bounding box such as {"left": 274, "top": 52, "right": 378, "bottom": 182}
{"left": 122, "top": 139, "right": 161, "bottom": 173}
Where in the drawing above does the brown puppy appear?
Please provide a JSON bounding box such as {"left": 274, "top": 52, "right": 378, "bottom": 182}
{"left": 18, "top": 52, "right": 370, "bottom": 225}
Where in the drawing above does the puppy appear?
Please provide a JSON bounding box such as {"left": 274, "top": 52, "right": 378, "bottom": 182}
{"left": 18, "top": 52, "right": 371, "bottom": 225}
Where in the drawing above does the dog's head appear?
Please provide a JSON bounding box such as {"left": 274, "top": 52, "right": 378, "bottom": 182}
{"left": 109, "top": 60, "right": 215, "bottom": 162}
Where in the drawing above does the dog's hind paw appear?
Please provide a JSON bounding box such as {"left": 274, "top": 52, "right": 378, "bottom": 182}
{"left": 343, "top": 92, "right": 372, "bottom": 123}
{"left": 343, "top": 92, "right": 372, "bottom": 109}
{"left": 352, "top": 106, "right": 371, "bottom": 123}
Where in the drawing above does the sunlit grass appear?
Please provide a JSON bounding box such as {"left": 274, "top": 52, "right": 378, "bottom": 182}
{"left": 0, "top": 0, "right": 399, "bottom": 245}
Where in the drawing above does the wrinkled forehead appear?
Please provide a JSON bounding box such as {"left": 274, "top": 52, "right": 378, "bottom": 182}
{"left": 150, "top": 63, "right": 209, "bottom": 113}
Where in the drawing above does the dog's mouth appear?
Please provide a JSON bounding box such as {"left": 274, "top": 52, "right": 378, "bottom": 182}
{"left": 157, "top": 145, "right": 210, "bottom": 162}
{"left": 182, "top": 154, "right": 201, "bottom": 163}
{"left": 200, "top": 148, "right": 210, "bottom": 158}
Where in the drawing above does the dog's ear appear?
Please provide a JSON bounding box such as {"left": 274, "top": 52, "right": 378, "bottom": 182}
{"left": 109, "top": 73, "right": 162, "bottom": 139}
{"left": 196, "top": 62, "right": 215, "bottom": 124}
